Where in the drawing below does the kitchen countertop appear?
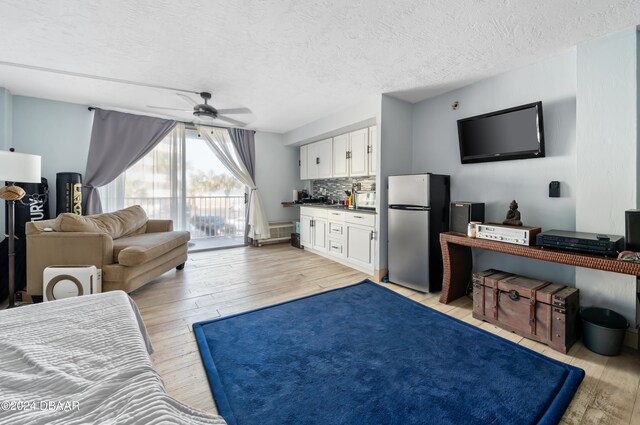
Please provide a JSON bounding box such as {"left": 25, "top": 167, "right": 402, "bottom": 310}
{"left": 281, "top": 202, "right": 377, "bottom": 215}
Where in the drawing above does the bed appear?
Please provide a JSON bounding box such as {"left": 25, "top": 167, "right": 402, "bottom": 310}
{"left": 0, "top": 291, "right": 226, "bottom": 425}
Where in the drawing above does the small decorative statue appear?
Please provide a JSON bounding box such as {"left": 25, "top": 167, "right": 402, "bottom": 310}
{"left": 503, "top": 200, "right": 523, "bottom": 226}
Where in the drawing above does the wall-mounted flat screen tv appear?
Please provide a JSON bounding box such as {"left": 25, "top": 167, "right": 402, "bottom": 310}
{"left": 457, "top": 101, "right": 545, "bottom": 164}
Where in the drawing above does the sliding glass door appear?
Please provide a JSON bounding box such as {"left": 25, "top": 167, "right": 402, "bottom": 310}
{"left": 185, "top": 128, "right": 246, "bottom": 249}
{"left": 100, "top": 125, "right": 247, "bottom": 250}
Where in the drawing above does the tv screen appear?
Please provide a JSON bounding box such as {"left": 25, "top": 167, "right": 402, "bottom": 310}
{"left": 457, "top": 101, "right": 545, "bottom": 164}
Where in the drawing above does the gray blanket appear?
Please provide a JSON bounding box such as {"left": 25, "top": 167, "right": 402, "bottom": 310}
{"left": 0, "top": 291, "right": 226, "bottom": 425}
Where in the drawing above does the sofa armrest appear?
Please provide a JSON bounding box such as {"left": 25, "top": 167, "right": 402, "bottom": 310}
{"left": 146, "top": 219, "right": 174, "bottom": 233}
{"left": 26, "top": 232, "right": 114, "bottom": 296}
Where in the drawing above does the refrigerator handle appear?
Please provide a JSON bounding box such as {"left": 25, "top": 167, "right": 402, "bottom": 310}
{"left": 389, "top": 205, "right": 430, "bottom": 210}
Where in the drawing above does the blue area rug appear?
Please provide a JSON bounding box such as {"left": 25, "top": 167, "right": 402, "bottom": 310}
{"left": 194, "top": 280, "right": 584, "bottom": 425}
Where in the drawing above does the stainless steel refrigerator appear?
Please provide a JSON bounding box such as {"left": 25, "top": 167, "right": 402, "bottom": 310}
{"left": 388, "top": 173, "right": 450, "bottom": 292}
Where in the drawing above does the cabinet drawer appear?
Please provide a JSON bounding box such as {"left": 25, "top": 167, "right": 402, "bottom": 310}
{"left": 346, "top": 212, "right": 375, "bottom": 227}
{"left": 327, "top": 210, "right": 345, "bottom": 221}
{"left": 328, "top": 222, "right": 345, "bottom": 238}
{"left": 328, "top": 239, "right": 345, "bottom": 257}
{"left": 301, "top": 207, "right": 328, "bottom": 219}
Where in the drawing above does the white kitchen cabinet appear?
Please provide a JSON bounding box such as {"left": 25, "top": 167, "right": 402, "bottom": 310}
{"left": 368, "top": 125, "right": 377, "bottom": 176}
{"left": 300, "top": 126, "right": 375, "bottom": 180}
{"left": 346, "top": 224, "right": 374, "bottom": 269}
{"left": 327, "top": 210, "right": 346, "bottom": 259}
{"left": 316, "top": 138, "right": 333, "bottom": 178}
{"left": 300, "top": 144, "right": 308, "bottom": 180}
{"left": 301, "top": 207, "right": 328, "bottom": 252}
{"left": 305, "top": 138, "right": 332, "bottom": 180}
{"left": 312, "top": 217, "right": 328, "bottom": 252}
{"left": 301, "top": 206, "right": 375, "bottom": 275}
{"left": 332, "top": 133, "right": 349, "bottom": 178}
{"left": 306, "top": 143, "right": 318, "bottom": 180}
{"left": 349, "top": 128, "right": 369, "bottom": 177}
{"left": 300, "top": 213, "right": 313, "bottom": 247}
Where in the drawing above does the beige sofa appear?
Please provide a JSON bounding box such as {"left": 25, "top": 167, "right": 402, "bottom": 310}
{"left": 26, "top": 205, "right": 190, "bottom": 297}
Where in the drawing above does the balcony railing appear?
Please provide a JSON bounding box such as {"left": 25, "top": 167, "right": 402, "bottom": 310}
{"left": 123, "top": 196, "right": 245, "bottom": 240}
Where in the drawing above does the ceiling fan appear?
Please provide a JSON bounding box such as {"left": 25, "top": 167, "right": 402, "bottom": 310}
{"left": 148, "top": 92, "right": 251, "bottom": 127}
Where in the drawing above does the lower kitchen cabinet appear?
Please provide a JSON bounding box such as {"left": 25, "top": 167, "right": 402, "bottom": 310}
{"left": 300, "top": 207, "right": 375, "bottom": 275}
{"left": 300, "top": 214, "right": 313, "bottom": 247}
{"left": 346, "top": 224, "right": 374, "bottom": 269}
{"left": 300, "top": 207, "right": 328, "bottom": 253}
{"left": 312, "top": 217, "right": 328, "bottom": 252}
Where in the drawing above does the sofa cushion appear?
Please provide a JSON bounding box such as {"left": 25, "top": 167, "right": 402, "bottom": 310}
{"left": 114, "top": 231, "right": 190, "bottom": 266}
{"left": 56, "top": 205, "right": 148, "bottom": 239}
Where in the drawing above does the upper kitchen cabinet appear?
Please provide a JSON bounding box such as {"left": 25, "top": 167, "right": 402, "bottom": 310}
{"left": 300, "top": 144, "right": 309, "bottom": 180}
{"left": 331, "top": 127, "right": 375, "bottom": 178}
{"left": 368, "top": 125, "right": 377, "bottom": 176}
{"left": 307, "top": 138, "right": 333, "bottom": 179}
{"left": 300, "top": 125, "right": 377, "bottom": 180}
{"left": 349, "top": 128, "right": 369, "bottom": 177}
{"left": 332, "top": 133, "right": 349, "bottom": 178}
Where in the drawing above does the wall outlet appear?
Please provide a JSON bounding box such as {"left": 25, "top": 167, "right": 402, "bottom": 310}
{"left": 549, "top": 181, "right": 560, "bottom": 197}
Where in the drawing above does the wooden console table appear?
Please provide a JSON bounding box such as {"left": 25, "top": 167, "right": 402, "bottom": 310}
{"left": 439, "top": 232, "right": 640, "bottom": 304}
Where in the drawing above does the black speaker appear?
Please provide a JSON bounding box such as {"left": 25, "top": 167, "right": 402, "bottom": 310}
{"left": 450, "top": 202, "right": 485, "bottom": 234}
{"left": 625, "top": 210, "right": 640, "bottom": 251}
{"left": 56, "top": 172, "right": 83, "bottom": 216}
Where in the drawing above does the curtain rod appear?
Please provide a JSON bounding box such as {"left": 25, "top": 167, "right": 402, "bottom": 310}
{"left": 87, "top": 107, "right": 256, "bottom": 133}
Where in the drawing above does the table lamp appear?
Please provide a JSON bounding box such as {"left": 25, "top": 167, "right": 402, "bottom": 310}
{"left": 0, "top": 149, "right": 41, "bottom": 308}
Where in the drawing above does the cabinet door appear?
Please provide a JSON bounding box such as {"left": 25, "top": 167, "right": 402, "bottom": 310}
{"left": 312, "top": 218, "right": 328, "bottom": 252}
{"left": 315, "top": 138, "right": 333, "bottom": 179}
{"left": 368, "top": 126, "right": 377, "bottom": 176}
{"left": 300, "top": 215, "right": 313, "bottom": 247}
{"left": 347, "top": 225, "right": 374, "bottom": 267}
{"left": 349, "top": 128, "right": 369, "bottom": 177}
{"left": 306, "top": 143, "right": 318, "bottom": 179}
{"left": 300, "top": 145, "right": 308, "bottom": 180}
{"left": 332, "top": 134, "right": 349, "bottom": 178}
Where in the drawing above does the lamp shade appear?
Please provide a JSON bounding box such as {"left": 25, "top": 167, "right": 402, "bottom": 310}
{"left": 0, "top": 150, "right": 42, "bottom": 183}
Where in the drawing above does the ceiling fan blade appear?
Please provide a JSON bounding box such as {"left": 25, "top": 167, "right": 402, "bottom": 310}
{"left": 216, "top": 115, "right": 248, "bottom": 127}
{"left": 215, "top": 107, "right": 252, "bottom": 115}
{"left": 147, "top": 105, "right": 192, "bottom": 112}
{"left": 176, "top": 93, "right": 199, "bottom": 107}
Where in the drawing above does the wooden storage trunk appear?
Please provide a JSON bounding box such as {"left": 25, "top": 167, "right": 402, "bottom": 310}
{"left": 472, "top": 269, "right": 579, "bottom": 353}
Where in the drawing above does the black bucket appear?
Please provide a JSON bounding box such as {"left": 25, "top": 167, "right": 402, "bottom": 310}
{"left": 580, "top": 307, "right": 629, "bottom": 356}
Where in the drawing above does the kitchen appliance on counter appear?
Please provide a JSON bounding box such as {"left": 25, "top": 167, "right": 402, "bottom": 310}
{"left": 353, "top": 188, "right": 376, "bottom": 210}
{"left": 388, "top": 173, "right": 450, "bottom": 292}
{"left": 292, "top": 189, "right": 310, "bottom": 204}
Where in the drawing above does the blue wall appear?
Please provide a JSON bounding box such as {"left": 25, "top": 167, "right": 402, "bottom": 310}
{"left": 11, "top": 96, "right": 93, "bottom": 220}
{"left": 411, "top": 51, "right": 578, "bottom": 286}
{"left": 574, "top": 28, "right": 639, "bottom": 326}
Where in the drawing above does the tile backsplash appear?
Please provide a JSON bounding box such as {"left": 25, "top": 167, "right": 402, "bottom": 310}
{"left": 312, "top": 177, "right": 376, "bottom": 202}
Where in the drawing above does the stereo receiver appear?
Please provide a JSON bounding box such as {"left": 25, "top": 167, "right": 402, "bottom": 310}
{"left": 476, "top": 224, "right": 541, "bottom": 246}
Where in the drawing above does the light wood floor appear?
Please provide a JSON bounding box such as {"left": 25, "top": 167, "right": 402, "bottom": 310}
{"left": 130, "top": 244, "right": 640, "bottom": 424}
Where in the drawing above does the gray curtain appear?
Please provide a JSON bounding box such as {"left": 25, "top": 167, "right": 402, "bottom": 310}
{"left": 84, "top": 109, "right": 176, "bottom": 215}
{"left": 228, "top": 128, "right": 256, "bottom": 243}
{"left": 229, "top": 128, "right": 256, "bottom": 179}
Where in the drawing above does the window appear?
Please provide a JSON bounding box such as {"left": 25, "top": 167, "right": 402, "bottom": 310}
{"left": 100, "top": 124, "right": 246, "bottom": 250}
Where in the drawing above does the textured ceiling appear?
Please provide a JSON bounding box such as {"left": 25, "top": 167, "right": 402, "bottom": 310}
{"left": 0, "top": 1, "right": 638, "bottom": 133}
